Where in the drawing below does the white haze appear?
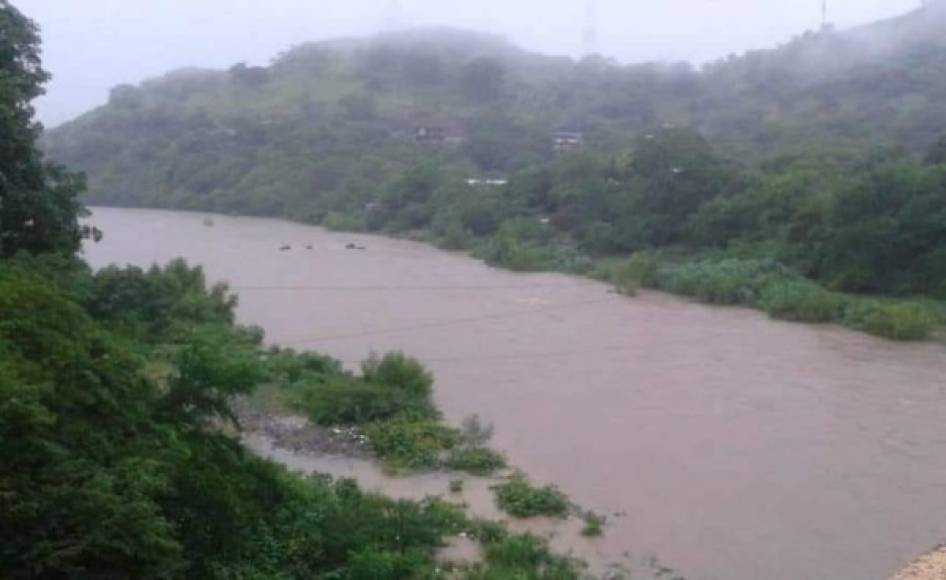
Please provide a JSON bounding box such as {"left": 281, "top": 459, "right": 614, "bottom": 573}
{"left": 16, "top": 0, "right": 921, "bottom": 127}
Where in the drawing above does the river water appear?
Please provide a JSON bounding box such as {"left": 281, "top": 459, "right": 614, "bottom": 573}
{"left": 84, "top": 207, "right": 946, "bottom": 580}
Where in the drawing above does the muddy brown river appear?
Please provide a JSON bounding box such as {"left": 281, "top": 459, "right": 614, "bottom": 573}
{"left": 84, "top": 207, "right": 946, "bottom": 580}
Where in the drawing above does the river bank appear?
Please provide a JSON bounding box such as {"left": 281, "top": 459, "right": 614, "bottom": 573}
{"left": 890, "top": 547, "right": 946, "bottom": 580}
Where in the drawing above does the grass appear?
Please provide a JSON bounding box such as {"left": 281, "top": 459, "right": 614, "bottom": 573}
{"left": 581, "top": 513, "right": 605, "bottom": 537}
{"left": 493, "top": 472, "right": 570, "bottom": 518}
{"left": 598, "top": 254, "right": 941, "bottom": 341}
{"left": 364, "top": 418, "right": 460, "bottom": 470}
{"left": 445, "top": 447, "right": 507, "bottom": 475}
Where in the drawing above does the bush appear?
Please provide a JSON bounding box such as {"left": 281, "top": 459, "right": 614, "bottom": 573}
{"left": 445, "top": 447, "right": 507, "bottom": 475}
{"left": 322, "top": 211, "right": 367, "bottom": 232}
{"left": 760, "top": 281, "right": 845, "bottom": 323}
{"left": 596, "top": 252, "right": 663, "bottom": 295}
{"left": 296, "top": 375, "right": 417, "bottom": 425}
{"left": 297, "top": 353, "right": 439, "bottom": 425}
{"left": 659, "top": 258, "right": 789, "bottom": 305}
{"left": 365, "top": 419, "right": 460, "bottom": 469}
{"left": 581, "top": 513, "right": 605, "bottom": 537}
{"left": 493, "top": 473, "right": 570, "bottom": 518}
{"left": 361, "top": 352, "right": 435, "bottom": 403}
{"left": 474, "top": 534, "right": 580, "bottom": 579}
{"left": 850, "top": 301, "right": 937, "bottom": 341}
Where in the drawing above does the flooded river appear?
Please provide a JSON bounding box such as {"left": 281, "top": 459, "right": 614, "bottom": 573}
{"left": 84, "top": 207, "right": 946, "bottom": 580}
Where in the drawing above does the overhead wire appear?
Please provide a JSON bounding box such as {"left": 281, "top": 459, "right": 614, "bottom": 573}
{"left": 276, "top": 295, "right": 618, "bottom": 346}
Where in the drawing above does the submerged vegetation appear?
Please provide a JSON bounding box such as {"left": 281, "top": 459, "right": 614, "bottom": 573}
{"left": 493, "top": 473, "right": 571, "bottom": 519}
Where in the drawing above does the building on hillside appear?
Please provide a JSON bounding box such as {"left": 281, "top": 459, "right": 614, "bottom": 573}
{"left": 413, "top": 115, "right": 465, "bottom": 146}
{"left": 466, "top": 178, "right": 508, "bottom": 188}
{"left": 553, "top": 131, "right": 584, "bottom": 153}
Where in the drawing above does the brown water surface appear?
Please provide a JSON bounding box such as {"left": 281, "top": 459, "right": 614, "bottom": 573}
{"left": 84, "top": 207, "right": 946, "bottom": 580}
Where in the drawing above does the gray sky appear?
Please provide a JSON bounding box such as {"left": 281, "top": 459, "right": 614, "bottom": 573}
{"left": 17, "top": 0, "right": 920, "bottom": 127}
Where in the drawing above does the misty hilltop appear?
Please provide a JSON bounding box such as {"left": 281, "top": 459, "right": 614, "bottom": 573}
{"left": 44, "top": 6, "right": 946, "bottom": 216}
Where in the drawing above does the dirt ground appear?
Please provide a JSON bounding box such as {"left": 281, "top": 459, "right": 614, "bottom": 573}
{"left": 891, "top": 547, "right": 946, "bottom": 580}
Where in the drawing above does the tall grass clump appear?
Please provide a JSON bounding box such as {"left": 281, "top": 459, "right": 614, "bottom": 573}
{"left": 759, "top": 281, "right": 845, "bottom": 323}
{"left": 595, "top": 252, "right": 662, "bottom": 295}
{"left": 657, "top": 258, "right": 790, "bottom": 305}
{"left": 493, "top": 472, "right": 570, "bottom": 518}
{"left": 845, "top": 300, "right": 937, "bottom": 341}
{"left": 365, "top": 418, "right": 460, "bottom": 470}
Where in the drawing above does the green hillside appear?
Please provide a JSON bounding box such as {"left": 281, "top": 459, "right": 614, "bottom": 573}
{"left": 46, "top": 9, "right": 946, "bottom": 211}
{"left": 43, "top": 10, "right": 946, "bottom": 331}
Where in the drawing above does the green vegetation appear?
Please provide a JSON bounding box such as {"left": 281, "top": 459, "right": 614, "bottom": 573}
{"left": 446, "top": 446, "right": 508, "bottom": 475}
{"left": 365, "top": 418, "right": 460, "bottom": 470}
{"left": 294, "top": 352, "right": 438, "bottom": 425}
{"left": 493, "top": 473, "right": 571, "bottom": 518}
{"left": 597, "top": 254, "right": 941, "bottom": 340}
{"left": 0, "top": 8, "right": 582, "bottom": 578}
{"left": 581, "top": 514, "right": 606, "bottom": 538}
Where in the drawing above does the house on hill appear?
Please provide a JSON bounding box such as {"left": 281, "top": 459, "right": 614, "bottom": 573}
{"left": 413, "top": 115, "right": 465, "bottom": 146}
{"left": 553, "top": 131, "right": 584, "bottom": 153}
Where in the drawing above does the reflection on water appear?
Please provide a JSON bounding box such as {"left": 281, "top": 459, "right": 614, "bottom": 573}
{"left": 85, "top": 207, "right": 946, "bottom": 580}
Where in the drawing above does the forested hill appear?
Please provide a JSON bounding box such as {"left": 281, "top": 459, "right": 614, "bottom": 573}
{"left": 45, "top": 6, "right": 946, "bottom": 213}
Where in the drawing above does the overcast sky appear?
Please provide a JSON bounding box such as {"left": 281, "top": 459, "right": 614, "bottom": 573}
{"left": 16, "top": 0, "right": 921, "bottom": 127}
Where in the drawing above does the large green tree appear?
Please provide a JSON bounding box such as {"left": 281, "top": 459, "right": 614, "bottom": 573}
{"left": 0, "top": 1, "right": 86, "bottom": 258}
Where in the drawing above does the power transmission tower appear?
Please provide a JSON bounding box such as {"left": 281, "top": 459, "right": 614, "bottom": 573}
{"left": 821, "top": 0, "right": 829, "bottom": 28}
{"left": 582, "top": 1, "right": 598, "bottom": 56}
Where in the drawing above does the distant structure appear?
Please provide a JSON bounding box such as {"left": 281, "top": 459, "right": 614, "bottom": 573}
{"left": 554, "top": 131, "right": 584, "bottom": 153}
{"left": 413, "top": 115, "right": 465, "bottom": 146}
{"left": 821, "top": 0, "right": 829, "bottom": 28}
{"left": 582, "top": 1, "right": 598, "bottom": 56}
{"left": 466, "top": 178, "right": 508, "bottom": 188}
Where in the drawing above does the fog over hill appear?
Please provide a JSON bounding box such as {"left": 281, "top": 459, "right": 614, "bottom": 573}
{"left": 20, "top": 0, "right": 923, "bottom": 126}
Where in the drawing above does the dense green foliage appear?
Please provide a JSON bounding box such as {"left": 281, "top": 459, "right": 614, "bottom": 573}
{"left": 493, "top": 473, "right": 571, "bottom": 519}
{"left": 595, "top": 254, "right": 940, "bottom": 340}
{"left": 1, "top": 1, "right": 86, "bottom": 257}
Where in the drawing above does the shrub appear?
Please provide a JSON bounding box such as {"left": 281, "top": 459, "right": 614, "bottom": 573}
{"left": 298, "top": 353, "right": 439, "bottom": 425}
{"left": 596, "top": 252, "right": 663, "bottom": 295}
{"left": 322, "top": 211, "right": 367, "bottom": 232}
{"left": 581, "top": 514, "right": 604, "bottom": 537}
{"left": 759, "top": 281, "right": 845, "bottom": 323}
{"left": 361, "top": 352, "right": 435, "bottom": 402}
{"left": 659, "top": 258, "right": 789, "bottom": 305}
{"left": 296, "top": 375, "right": 416, "bottom": 425}
{"left": 475, "top": 534, "right": 580, "bottom": 579}
{"left": 853, "top": 301, "right": 937, "bottom": 341}
{"left": 365, "top": 419, "right": 460, "bottom": 469}
{"left": 445, "top": 447, "right": 507, "bottom": 475}
{"left": 493, "top": 473, "right": 570, "bottom": 518}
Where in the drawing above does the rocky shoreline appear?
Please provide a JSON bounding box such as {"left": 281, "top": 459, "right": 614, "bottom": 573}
{"left": 238, "top": 409, "right": 371, "bottom": 458}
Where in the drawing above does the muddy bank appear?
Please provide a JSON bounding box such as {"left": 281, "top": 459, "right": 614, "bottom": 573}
{"left": 890, "top": 547, "right": 946, "bottom": 580}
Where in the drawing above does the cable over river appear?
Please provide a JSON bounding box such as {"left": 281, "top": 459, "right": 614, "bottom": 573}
{"left": 84, "top": 207, "right": 946, "bottom": 580}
